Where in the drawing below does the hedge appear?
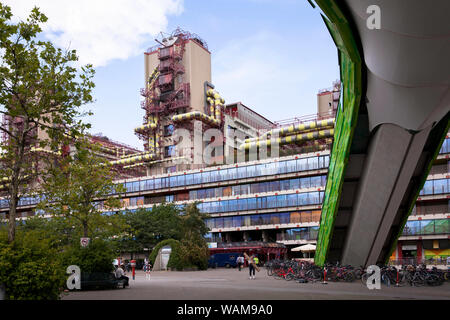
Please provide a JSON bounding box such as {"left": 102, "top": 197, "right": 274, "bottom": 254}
{"left": 149, "top": 239, "right": 183, "bottom": 271}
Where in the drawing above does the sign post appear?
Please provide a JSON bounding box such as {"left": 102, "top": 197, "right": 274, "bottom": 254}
{"left": 131, "top": 260, "right": 136, "bottom": 280}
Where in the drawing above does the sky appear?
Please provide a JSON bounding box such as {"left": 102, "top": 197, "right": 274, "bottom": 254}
{"left": 3, "top": 0, "right": 339, "bottom": 150}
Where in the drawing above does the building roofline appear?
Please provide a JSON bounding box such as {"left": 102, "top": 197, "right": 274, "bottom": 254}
{"left": 225, "top": 101, "right": 274, "bottom": 125}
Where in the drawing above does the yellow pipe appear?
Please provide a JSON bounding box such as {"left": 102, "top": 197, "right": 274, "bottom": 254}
{"left": 215, "top": 104, "right": 221, "bottom": 121}
{"left": 122, "top": 156, "right": 187, "bottom": 169}
{"left": 245, "top": 118, "right": 335, "bottom": 143}
{"left": 172, "top": 111, "right": 220, "bottom": 127}
{"left": 109, "top": 152, "right": 156, "bottom": 166}
{"left": 239, "top": 129, "right": 334, "bottom": 150}
{"left": 30, "top": 147, "right": 61, "bottom": 156}
{"left": 134, "top": 122, "right": 158, "bottom": 134}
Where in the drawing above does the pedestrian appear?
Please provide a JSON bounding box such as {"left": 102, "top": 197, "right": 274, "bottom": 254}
{"left": 246, "top": 252, "right": 256, "bottom": 280}
{"left": 254, "top": 255, "right": 259, "bottom": 267}
{"left": 115, "top": 264, "right": 129, "bottom": 286}
{"left": 236, "top": 255, "right": 244, "bottom": 271}
{"left": 144, "top": 262, "right": 151, "bottom": 280}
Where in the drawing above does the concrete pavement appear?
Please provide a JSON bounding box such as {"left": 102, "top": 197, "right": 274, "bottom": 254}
{"left": 61, "top": 269, "right": 450, "bottom": 300}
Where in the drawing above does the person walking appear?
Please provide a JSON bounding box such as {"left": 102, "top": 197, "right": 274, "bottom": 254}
{"left": 247, "top": 253, "right": 256, "bottom": 280}
{"left": 144, "top": 262, "right": 151, "bottom": 280}
{"left": 236, "top": 255, "right": 244, "bottom": 271}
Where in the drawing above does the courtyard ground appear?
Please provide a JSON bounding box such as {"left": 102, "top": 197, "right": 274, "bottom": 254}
{"left": 61, "top": 268, "right": 450, "bottom": 300}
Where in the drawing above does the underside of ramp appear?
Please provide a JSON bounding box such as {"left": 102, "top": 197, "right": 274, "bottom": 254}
{"left": 314, "top": 0, "right": 450, "bottom": 267}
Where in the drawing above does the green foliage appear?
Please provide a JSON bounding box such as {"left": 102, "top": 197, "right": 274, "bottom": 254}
{"left": 181, "top": 203, "right": 210, "bottom": 244}
{"left": 178, "top": 203, "right": 210, "bottom": 270}
{"left": 118, "top": 203, "right": 182, "bottom": 253}
{"left": 147, "top": 204, "right": 211, "bottom": 271}
{"left": 17, "top": 215, "right": 74, "bottom": 247}
{"left": 38, "top": 139, "right": 126, "bottom": 239}
{"left": 149, "top": 239, "right": 183, "bottom": 271}
{"left": 62, "top": 238, "right": 115, "bottom": 274}
{"left": 179, "top": 240, "right": 209, "bottom": 270}
{"left": 0, "top": 3, "right": 95, "bottom": 243}
{"left": 0, "top": 228, "right": 66, "bottom": 300}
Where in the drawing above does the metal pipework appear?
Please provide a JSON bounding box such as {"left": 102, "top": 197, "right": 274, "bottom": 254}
{"left": 109, "top": 152, "right": 156, "bottom": 166}
{"left": 134, "top": 122, "right": 158, "bottom": 134}
{"left": 239, "top": 129, "right": 334, "bottom": 150}
{"left": 30, "top": 147, "right": 62, "bottom": 156}
{"left": 245, "top": 118, "right": 335, "bottom": 144}
{"left": 135, "top": 114, "right": 158, "bottom": 134}
{"left": 172, "top": 111, "right": 220, "bottom": 126}
{"left": 122, "top": 156, "right": 187, "bottom": 169}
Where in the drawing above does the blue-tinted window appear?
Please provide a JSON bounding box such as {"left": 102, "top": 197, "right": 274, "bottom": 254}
{"left": 297, "top": 158, "right": 307, "bottom": 171}
{"left": 186, "top": 174, "right": 193, "bottom": 185}
{"left": 232, "top": 216, "right": 241, "bottom": 227}
{"left": 287, "top": 194, "right": 297, "bottom": 207}
{"left": 248, "top": 198, "right": 257, "bottom": 210}
{"left": 422, "top": 180, "right": 433, "bottom": 195}
{"left": 433, "top": 179, "right": 448, "bottom": 194}
{"left": 169, "top": 176, "right": 177, "bottom": 188}
{"left": 177, "top": 175, "right": 185, "bottom": 187}
{"left": 277, "top": 195, "right": 287, "bottom": 207}
{"left": 308, "top": 157, "right": 318, "bottom": 170}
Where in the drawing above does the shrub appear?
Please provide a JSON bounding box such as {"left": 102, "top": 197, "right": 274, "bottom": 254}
{"left": 0, "top": 229, "right": 66, "bottom": 300}
{"left": 179, "top": 240, "right": 209, "bottom": 271}
{"left": 149, "top": 239, "right": 209, "bottom": 271}
{"left": 62, "top": 238, "right": 115, "bottom": 274}
{"left": 149, "top": 239, "right": 183, "bottom": 270}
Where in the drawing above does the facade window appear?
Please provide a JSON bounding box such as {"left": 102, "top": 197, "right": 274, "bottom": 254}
{"left": 164, "top": 145, "right": 176, "bottom": 157}
{"left": 164, "top": 124, "right": 174, "bottom": 136}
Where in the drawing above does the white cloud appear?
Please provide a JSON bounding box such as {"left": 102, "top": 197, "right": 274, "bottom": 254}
{"left": 3, "top": 0, "right": 183, "bottom": 67}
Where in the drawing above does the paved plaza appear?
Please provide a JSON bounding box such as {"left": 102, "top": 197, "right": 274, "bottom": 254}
{"left": 61, "top": 268, "right": 450, "bottom": 300}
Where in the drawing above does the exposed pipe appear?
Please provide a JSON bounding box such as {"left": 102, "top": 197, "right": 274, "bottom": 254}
{"left": 172, "top": 111, "right": 220, "bottom": 126}
{"left": 30, "top": 147, "right": 62, "bottom": 156}
{"left": 239, "top": 129, "right": 334, "bottom": 150}
{"left": 244, "top": 118, "right": 335, "bottom": 143}
{"left": 109, "top": 152, "right": 156, "bottom": 166}
{"left": 122, "top": 156, "right": 187, "bottom": 169}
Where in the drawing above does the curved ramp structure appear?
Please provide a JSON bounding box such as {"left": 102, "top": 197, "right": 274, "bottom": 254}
{"left": 314, "top": 0, "right": 450, "bottom": 267}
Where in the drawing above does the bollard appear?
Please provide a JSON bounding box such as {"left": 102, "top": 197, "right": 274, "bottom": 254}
{"left": 131, "top": 259, "right": 136, "bottom": 280}
{"left": 395, "top": 269, "right": 400, "bottom": 287}
{"left": 322, "top": 267, "right": 328, "bottom": 285}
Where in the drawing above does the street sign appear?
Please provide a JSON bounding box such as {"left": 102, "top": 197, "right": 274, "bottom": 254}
{"left": 80, "top": 237, "right": 90, "bottom": 247}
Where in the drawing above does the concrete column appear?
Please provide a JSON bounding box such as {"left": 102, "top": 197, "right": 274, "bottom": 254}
{"left": 262, "top": 230, "right": 269, "bottom": 242}
{"left": 341, "top": 124, "right": 430, "bottom": 267}
{"left": 417, "top": 241, "right": 423, "bottom": 262}
{"left": 243, "top": 231, "right": 249, "bottom": 242}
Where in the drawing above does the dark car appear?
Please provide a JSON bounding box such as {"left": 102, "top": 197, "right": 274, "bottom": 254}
{"left": 80, "top": 272, "right": 127, "bottom": 290}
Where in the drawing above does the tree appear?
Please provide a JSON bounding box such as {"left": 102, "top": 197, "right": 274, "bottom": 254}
{"left": 178, "top": 203, "right": 210, "bottom": 270}
{"left": 0, "top": 4, "right": 95, "bottom": 243}
{"left": 180, "top": 202, "right": 210, "bottom": 244}
{"left": 63, "top": 238, "right": 116, "bottom": 274}
{"left": 37, "top": 139, "right": 125, "bottom": 241}
{"left": 119, "top": 203, "right": 182, "bottom": 254}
